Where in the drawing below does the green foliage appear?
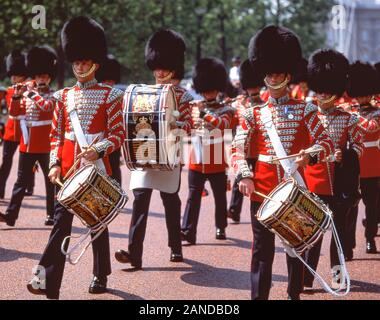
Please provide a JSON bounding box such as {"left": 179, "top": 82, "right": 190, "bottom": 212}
{"left": 0, "top": 0, "right": 333, "bottom": 87}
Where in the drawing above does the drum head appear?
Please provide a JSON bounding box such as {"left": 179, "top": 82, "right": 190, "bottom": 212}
{"left": 59, "top": 166, "right": 94, "bottom": 201}
{"left": 258, "top": 180, "right": 294, "bottom": 220}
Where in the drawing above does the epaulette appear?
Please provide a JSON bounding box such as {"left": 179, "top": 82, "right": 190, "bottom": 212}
{"left": 348, "top": 112, "right": 360, "bottom": 127}
{"left": 179, "top": 90, "right": 194, "bottom": 105}
{"left": 105, "top": 86, "right": 124, "bottom": 104}
{"left": 53, "top": 89, "right": 65, "bottom": 102}
{"left": 304, "top": 102, "right": 318, "bottom": 117}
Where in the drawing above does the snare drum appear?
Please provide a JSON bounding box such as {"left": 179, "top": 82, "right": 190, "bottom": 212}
{"left": 123, "top": 84, "right": 181, "bottom": 171}
{"left": 257, "top": 179, "right": 332, "bottom": 253}
{"left": 57, "top": 164, "right": 128, "bottom": 229}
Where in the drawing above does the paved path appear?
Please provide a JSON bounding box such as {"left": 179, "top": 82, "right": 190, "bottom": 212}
{"left": 0, "top": 148, "right": 379, "bottom": 300}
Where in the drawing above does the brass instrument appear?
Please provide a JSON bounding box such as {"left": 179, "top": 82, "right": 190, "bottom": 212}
{"left": 12, "top": 80, "right": 37, "bottom": 94}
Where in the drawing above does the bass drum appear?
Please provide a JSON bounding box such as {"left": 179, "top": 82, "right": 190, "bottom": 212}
{"left": 122, "top": 84, "right": 181, "bottom": 171}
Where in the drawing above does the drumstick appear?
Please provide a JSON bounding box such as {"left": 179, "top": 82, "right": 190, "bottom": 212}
{"left": 55, "top": 179, "right": 64, "bottom": 188}
{"left": 273, "top": 147, "right": 324, "bottom": 162}
{"left": 63, "top": 134, "right": 102, "bottom": 181}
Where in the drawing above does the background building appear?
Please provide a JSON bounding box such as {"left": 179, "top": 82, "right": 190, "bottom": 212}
{"left": 327, "top": 0, "right": 380, "bottom": 63}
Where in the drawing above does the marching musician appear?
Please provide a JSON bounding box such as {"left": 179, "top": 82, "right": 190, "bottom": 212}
{"left": 27, "top": 16, "right": 125, "bottom": 299}
{"left": 96, "top": 54, "right": 124, "bottom": 185}
{"left": 181, "top": 57, "right": 235, "bottom": 244}
{"left": 227, "top": 59, "right": 262, "bottom": 224}
{"left": 0, "top": 46, "right": 57, "bottom": 227}
{"left": 375, "top": 62, "right": 380, "bottom": 105}
{"left": 346, "top": 61, "right": 380, "bottom": 254}
{"left": 290, "top": 57, "right": 314, "bottom": 103}
{"left": 302, "top": 49, "right": 364, "bottom": 291}
{"left": 230, "top": 25, "right": 334, "bottom": 300}
{"left": 0, "top": 50, "right": 35, "bottom": 199}
{"left": 115, "top": 29, "right": 193, "bottom": 269}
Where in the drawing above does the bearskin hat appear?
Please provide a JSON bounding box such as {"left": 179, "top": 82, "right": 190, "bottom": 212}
{"left": 145, "top": 28, "right": 186, "bottom": 72}
{"left": 96, "top": 54, "right": 121, "bottom": 83}
{"left": 308, "top": 49, "right": 349, "bottom": 97}
{"left": 248, "top": 25, "right": 302, "bottom": 76}
{"left": 374, "top": 62, "right": 380, "bottom": 75}
{"left": 239, "top": 59, "right": 264, "bottom": 90}
{"left": 192, "top": 57, "right": 228, "bottom": 94}
{"left": 61, "top": 16, "right": 107, "bottom": 64}
{"left": 347, "top": 61, "right": 380, "bottom": 98}
{"left": 173, "top": 64, "right": 185, "bottom": 81}
{"left": 26, "top": 45, "right": 58, "bottom": 80}
{"left": 375, "top": 62, "right": 380, "bottom": 93}
{"left": 5, "top": 50, "right": 27, "bottom": 77}
{"left": 290, "top": 57, "right": 308, "bottom": 85}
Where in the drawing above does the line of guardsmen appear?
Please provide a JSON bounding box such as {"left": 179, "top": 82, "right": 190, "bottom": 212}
{"left": 0, "top": 16, "right": 379, "bottom": 300}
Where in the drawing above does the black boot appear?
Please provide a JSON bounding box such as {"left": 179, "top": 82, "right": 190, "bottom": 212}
{"left": 89, "top": 276, "right": 108, "bottom": 294}
{"left": 170, "top": 249, "right": 183, "bottom": 262}
{"left": 366, "top": 240, "right": 377, "bottom": 254}
{"left": 114, "top": 249, "right": 142, "bottom": 269}
{"left": 216, "top": 228, "right": 226, "bottom": 240}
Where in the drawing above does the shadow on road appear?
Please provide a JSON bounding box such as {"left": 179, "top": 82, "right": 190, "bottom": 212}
{"left": 105, "top": 288, "right": 145, "bottom": 300}
{"left": 301, "top": 278, "right": 380, "bottom": 296}
{"left": 0, "top": 247, "right": 41, "bottom": 262}
{"left": 190, "top": 237, "right": 284, "bottom": 253}
{"left": 178, "top": 258, "right": 287, "bottom": 290}
{"left": 0, "top": 225, "right": 129, "bottom": 240}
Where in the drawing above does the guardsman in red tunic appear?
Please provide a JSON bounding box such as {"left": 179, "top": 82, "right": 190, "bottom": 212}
{"left": 230, "top": 26, "right": 334, "bottom": 300}
{"left": 374, "top": 62, "right": 380, "bottom": 104}
{"left": 96, "top": 54, "right": 124, "bottom": 185}
{"left": 115, "top": 29, "right": 192, "bottom": 269}
{"left": 27, "top": 17, "right": 125, "bottom": 299}
{"left": 227, "top": 59, "right": 263, "bottom": 223}
{"left": 180, "top": 57, "right": 235, "bottom": 244}
{"left": 0, "top": 50, "right": 35, "bottom": 198}
{"left": 347, "top": 61, "right": 380, "bottom": 254}
{"left": 290, "top": 57, "right": 315, "bottom": 103}
{"left": 0, "top": 87, "right": 6, "bottom": 142}
{"left": 0, "top": 46, "right": 57, "bottom": 226}
{"left": 302, "top": 50, "right": 364, "bottom": 291}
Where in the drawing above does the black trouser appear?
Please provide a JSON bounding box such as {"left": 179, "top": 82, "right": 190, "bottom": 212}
{"left": 181, "top": 170, "right": 227, "bottom": 241}
{"left": 303, "top": 195, "right": 351, "bottom": 287}
{"left": 0, "top": 140, "right": 34, "bottom": 198}
{"left": 4, "top": 152, "right": 54, "bottom": 223}
{"left": 39, "top": 201, "right": 111, "bottom": 299}
{"left": 109, "top": 148, "right": 121, "bottom": 185}
{"left": 228, "top": 158, "right": 256, "bottom": 220}
{"left": 345, "top": 205, "right": 359, "bottom": 251}
{"left": 360, "top": 177, "right": 380, "bottom": 241}
{"left": 250, "top": 202, "right": 304, "bottom": 300}
{"left": 128, "top": 188, "right": 182, "bottom": 266}
{"left": 303, "top": 195, "right": 333, "bottom": 287}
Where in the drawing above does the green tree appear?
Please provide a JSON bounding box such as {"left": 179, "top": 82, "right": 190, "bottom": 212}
{"left": 0, "top": 0, "right": 334, "bottom": 87}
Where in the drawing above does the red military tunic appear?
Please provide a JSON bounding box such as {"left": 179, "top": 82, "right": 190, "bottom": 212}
{"left": 231, "top": 94, "right": 263, "bottom": 159}
{"left": 172, "top": 85, "right": 193, "bottom": 134}
{"left": 231, "top": 94, "right": 334, "bottom": 202}
{"left": 356, "top": 104, "right": 380, "bottom": 178}
{"left": 189, "top": 102, "right": 235, "bottom": 174}
{"left": 290, "top": 84, "right": 316, "bottom": 103}
{"left": 50, "top": 79, "right": 125, "bottom": 177}
{"left": 3, "top": 86, "right": 22, "bottom": 142}
{"left": 304, "top": 107, "right": 364, "bottom": 195}
{"left": 9, "top": 84, "right": 54, "bottom": 153}
{"left": 260, "top": 89, "right": 270, "bottom": 103}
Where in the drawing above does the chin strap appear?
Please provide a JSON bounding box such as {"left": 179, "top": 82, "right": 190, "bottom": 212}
{"left": 154, "top": 71, "right": 173, "bottom": 83}
{"left": 264, "top": 76, "right": 290, "bottom": 90}
{"left": 318, "top": 95, "right": 337, "bottom": 105}
{"left": 72, "top": 64, "right": 97, "bottom": 79}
